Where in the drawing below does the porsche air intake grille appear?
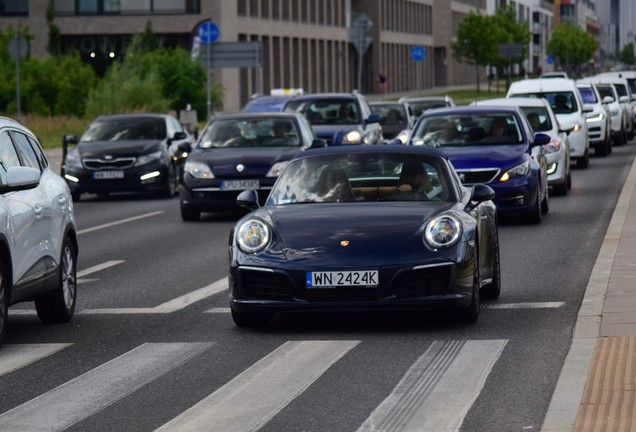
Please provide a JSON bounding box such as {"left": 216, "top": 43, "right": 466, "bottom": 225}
{"left": 83, "top": 157, "right": 136, "bottom": 170}
{"left": 393, "top": 265, "right": 451, "bottom": 298}
{"left": 304, "top": 287, "right": 381, "bottom": 302}
{"left": 239, "top": 269, "right": 294, "bottom": 300}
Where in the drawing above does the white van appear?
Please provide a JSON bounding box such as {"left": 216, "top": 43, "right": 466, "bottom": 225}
{"left": 507, "top": 78, "right": 591, "bottom": 169}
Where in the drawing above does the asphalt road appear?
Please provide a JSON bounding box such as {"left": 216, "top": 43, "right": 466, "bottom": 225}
{"left": 3, "top": 140, "right": 635, "bottom": 431}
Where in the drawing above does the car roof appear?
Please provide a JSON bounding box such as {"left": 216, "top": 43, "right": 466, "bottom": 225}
{"left": 290, "top": 92, "right": 363, "bottom": 101}
{"left": 508, "top": 78, "right": 578, "bottom": 93}
{"left": 399, "top": 96, "right": 451, "bottom": 102}
{"left": 210, "top": 112, "right": 305, "bottom": 121}
{"left": 419, "top": 105, "right": 523, "bottom": 116}
{"left": 473, "top": 97, "right": 548, "bottom": 108}
{"left": 0, "top": 116, "right": 27, "bottom": 129}
{"left": 292, "top": 142, "right": 449, "bottom": 161}
{"left": 95, "top": 113, "right": 170, "bottom": 121}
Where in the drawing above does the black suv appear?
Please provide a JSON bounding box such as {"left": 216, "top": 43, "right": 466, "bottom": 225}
{"left": 283, "top": 92, "right": 383, "bottom": 145}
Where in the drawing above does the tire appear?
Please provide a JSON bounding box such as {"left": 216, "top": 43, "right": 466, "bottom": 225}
{"left": 161, "top": 163, "right": 178, "bottom": 198}
{"left": 71, "top": 191, "right": 81, "bottom": 202}
{"left": 35, "top": 236, "right": 77, "bottom": 324}
{"left": 180, "top": 206, "right": 200, "bottom": 221}
{"left": 595, "top": 139, "right": 609, "bottom": 157}
{"left": 0, "top": 260, "right": 7, "bottom": 347}
{"left": 457, "top": 252, "right": 480, "bottom": 324}
{"left": 566, "top": 169, "right": 572, "bottom": 190}
{"left": 481, "top": 227, "right": 501, "bottom": 300}
{"left": 231, "top": 308, "right": 269, "bottom": 327}
{"left": 576, "top": 150, "right": 589, "bottom": 169}
{"left": 541, "top": 187, "right": 549, "bottom": 214}
{"left": 553, "top": 181, "right": 568, "bottom": 196}
{"left": 526, "top": 191, "right": 542, "bottom": 224}
{"left": 614, "top": 132, "right": 625, "bottom": 146}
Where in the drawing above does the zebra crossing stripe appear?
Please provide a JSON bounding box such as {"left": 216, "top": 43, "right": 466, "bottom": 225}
{"left": 357, "top": 339, "right": 507, "bottom": 432}
{"left": 0, "top": 344, "right": 72, "bottom": 377}
{"left": 156, "top": 340, "right": 360, "bottom": 432}
{"left": 0, "top": 342, "right": 212, "bottom": 432}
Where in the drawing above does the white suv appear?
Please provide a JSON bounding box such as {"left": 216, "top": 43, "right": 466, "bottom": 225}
{"left": 0, "top": 117, "right": 78, "bottom": 346}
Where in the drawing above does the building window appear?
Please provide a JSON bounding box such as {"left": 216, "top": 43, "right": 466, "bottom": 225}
{"left": 54, "top": 0, "right": 199, "bottom": 15}
{"left": 0, "top": 0, "right": 28, "bottom": 15}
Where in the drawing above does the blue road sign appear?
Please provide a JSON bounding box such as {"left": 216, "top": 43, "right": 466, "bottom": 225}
{"left": 199, "top": 21, "right": 219, "bottom": 44}
{"left": 547, "top": 55, "right": 554, "bottom": 65}
{"left": 411, "top": 46, "right": 426, "bottom": 62}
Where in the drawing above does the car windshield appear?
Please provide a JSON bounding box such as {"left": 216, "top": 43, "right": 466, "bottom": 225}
{"left": 412, "top": 113, "right": 524, "bottom": 146}
{"left": 408, "top": 101, "right": 449, "bottom": 117}
{"left": 370, "top": 104, "right": 408, "bottom": 125}
{"left": 510, "top": 92, "right": 579, "bottom": 114}
{"left": 198, "top": 118, "right": 301, "bottom": 148}
{"left": 81, "top": 117, "right": 167, "bottom": 142}
{"left": 520, "top": 107, "right": 552, "bottom": 132}
{"left": 285, "top": 99, "right": 361, "bottom": 125}
{"left": 578, "top": 87, "right": 598, "bottom": 104}
{"left": 596, "top": 86, "right": 615, "bottom": 100}
{"left": 614, "top": 84, "right": 628, "bottom": 98}
{"left": 267, "top": 153, "right": 452, "bottom": 205}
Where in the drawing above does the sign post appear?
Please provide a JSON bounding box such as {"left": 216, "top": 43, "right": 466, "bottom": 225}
{"left": 8, "top": 36, "right": 27, "bottom": 121}
{"left": 348, "top": 13, "right": 373, "bottom": 92}
{"left": 410, "top": 46, "right": 426, "bottom": 92}
{"left": 198, "top": 21, "right": 219, "bottom": 120}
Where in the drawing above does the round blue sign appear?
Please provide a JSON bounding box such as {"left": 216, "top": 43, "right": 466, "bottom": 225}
{"left": 547, "top": 55, "right": 554, "bottom": 65}
{"left": 411, "top": 46, "right": 426, "bottom": 62}
{"left": 199, "top": 21, "right": 219, "bottom": 44}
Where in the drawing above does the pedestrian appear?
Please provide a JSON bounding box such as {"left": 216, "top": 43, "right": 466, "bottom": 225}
{"left": 378, "top": 72, "right": 387, "bottom": 94}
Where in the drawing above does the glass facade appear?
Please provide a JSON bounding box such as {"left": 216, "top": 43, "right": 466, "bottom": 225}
{"left": 53, "top": 0, "right": 200, "bottom": 15}
{"left": 0, "top": 0, "right": 28, "bottom": 15}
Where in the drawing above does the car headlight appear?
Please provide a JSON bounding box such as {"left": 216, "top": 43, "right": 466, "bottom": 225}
{"left": 342, "top": 130, "right": 362, "bottom": 144}
{"left": 395, "top": 129, "right": 409, "bottom": 144}
{"left": 500, "top": 160, "right": 530, "bottom": 182}
{"left": 544, "top": 138, "right": 561, "bottom": 153}
{"left": 266, "top": 161, "right": 288, "bottom": 177}
{"left": 135, "top": 150, "right": 163, "bottom": 166}
{"left": 184, "top": 161, "right": 214, "bottom": 179}
{"left": 572, "top": 123, "right": 582, "bottom": 132}
{"left": 586, "top": 113, "right": 604, "bottom": 122}
{"left": 64, "top": 149, "right": 83, "bottom": 170}
{"left": 236, "top": 219, "right": 271, "bottom": 254}
{"left": 423, "top": 215, "right": 462, "bottom": 250}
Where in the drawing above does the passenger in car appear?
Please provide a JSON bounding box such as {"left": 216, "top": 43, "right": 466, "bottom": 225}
{"left": 490, "top": 117, "right": 510, "bottom": 138}
{"left": 314, "top": 167, "right": 355, "bottom": 202}
{"left": 396, "top": 162, "right": 433, "bottom": 195}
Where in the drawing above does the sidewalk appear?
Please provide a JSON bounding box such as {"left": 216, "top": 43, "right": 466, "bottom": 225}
{"left": 542, "top": 153, "right": 636, "bottom": 430}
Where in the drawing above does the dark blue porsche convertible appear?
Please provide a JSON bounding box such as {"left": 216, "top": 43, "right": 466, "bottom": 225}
{"left": 228, "top": 145, "right": 500, "bottom": 326}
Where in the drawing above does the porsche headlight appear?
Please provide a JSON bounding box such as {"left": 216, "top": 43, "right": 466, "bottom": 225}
{"left": 423, "top": 215, "right": 462, "bottom": 250}
{"left": 500, "top": 160, "right": 530, "bottom": 182}
{"left": 342, "top": 130, "right": 362, "bottom": 144}
{"left": 184, "top": 161, "right": 214, "bottom": 179}
{"left": 266, "top": 161, "right": 288, "bottom": 177}
{"left": 236, "top": 219, "right": 271, "bottom": 253}
{"left": 64, "top": 148, "right": 82, "bottom": 170}
{"left": 135, "top": 150, "right": 163, "bottom": 166}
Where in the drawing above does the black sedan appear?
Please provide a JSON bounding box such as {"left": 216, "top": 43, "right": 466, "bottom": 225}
{"left": 228, "top": 145, "right": 500, "bottom": 326}
{"left": 178, "top": 112, "right": 322, "bottom": 221}
{"left": 61, "top": 113, "right": 193, "bottom": 201}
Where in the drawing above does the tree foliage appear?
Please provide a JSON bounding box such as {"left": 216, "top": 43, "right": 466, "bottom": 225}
{"left": 620, "top": 43, "right": 636, "bottom": 67}
{"left": 547, "top": 22, "right": 597, "bottom": 73}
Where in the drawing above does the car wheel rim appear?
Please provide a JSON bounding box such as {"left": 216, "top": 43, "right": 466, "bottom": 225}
{"left": 62, "top": 245, "right": 76, "bottom": 309}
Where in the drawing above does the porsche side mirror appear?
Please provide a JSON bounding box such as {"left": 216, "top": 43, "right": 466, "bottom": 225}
{"left": 237, "top": 189, "right": 260, "bottom": 211}
{"left": 465, "top": 184, "right": 495, "bottom": 211}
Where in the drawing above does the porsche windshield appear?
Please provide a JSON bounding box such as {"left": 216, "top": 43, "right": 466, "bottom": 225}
{"left": 267, "top": 153, "right": 454, "bottom": 205}
{"left": 412, "top": 113, "right": 524, "bottom": 147}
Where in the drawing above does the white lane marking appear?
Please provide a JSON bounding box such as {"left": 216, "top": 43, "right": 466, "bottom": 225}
{"left": 78, "top": 278, "right": 228, "bottom": 314}
{"left": 77, "top": 260, "right": 125, "bottom": 278}
{"left": 205, "top": 308, "right": 231, "bottom": 313}
{"left": 77, "top": 211, "right": 164, "bottom": 235}
{"left": 0, "top": 344, "right": 72, "bottom": 377}
{"left": 0, "top": 343, "right": 211, "bottom": 432}
{"left": 485, "top": 302, "right": 565, "bottom": 309}
{"left": 358, "top": 339, "right": 507, "bottom": 432}
{"left": 155, "top": 340, "right": 359, "bottom": 432}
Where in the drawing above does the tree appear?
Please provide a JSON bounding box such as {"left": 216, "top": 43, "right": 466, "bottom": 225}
{"left": 46, "top": 4, "right": 61, "bottom": 57}
{"left": 620, "top": 43, "right": 636, "bottom": 67}
{"left": 451, "top": 11, "right": 499, "bottom": 93}
{"left": 490, "top": 6, "right": 531, "bottom": 86}
{"left": 547, "top": 22, "right": 597, "bottom": 76}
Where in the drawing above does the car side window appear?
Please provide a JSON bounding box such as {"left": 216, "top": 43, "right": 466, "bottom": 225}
{"left": 26, "top": 135, "right": 49, "bottom": 169}
{"left": 0, "top": 131, "right": 21, "bottom": 184}
{"left": 11, "top": 131, "right": 42, "bottom": 171}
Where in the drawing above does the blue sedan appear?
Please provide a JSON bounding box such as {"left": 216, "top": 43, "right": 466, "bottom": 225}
{"left": 229, "top": 145, "right": 500, "bottom": 326}
{"left": 402, "top": 106, "right": 550, "bottom": 224}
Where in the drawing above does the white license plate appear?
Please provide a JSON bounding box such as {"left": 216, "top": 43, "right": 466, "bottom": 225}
{"left": 93, "top": 170, "right": 124, "bottom": 179}
{"left": 221, "top": 179, "right": 259, "bottom": 190}
{"left": 306, "top": 270, "right": 379, "bottom": 288}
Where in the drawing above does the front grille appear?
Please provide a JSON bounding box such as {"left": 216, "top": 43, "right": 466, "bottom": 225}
{"left": 304, "top": 286, "right": 382, "bottom": 302}
{"left": 83, "top": 157, "right": 136, "bottom": 170}
{"left": 456, "top": 169, "right": 499, "bottom": 184}
{"left": 393, "top": 265, "right": 452, "bottom": 298}
{"left": 239, "top": 269, "right": 294, "bottom": 300}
